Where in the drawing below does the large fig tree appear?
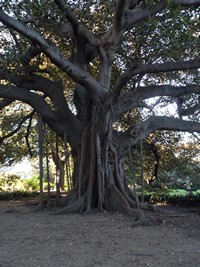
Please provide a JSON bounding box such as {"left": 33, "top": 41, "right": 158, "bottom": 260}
{"left": 0, "top": 0, "right": 200, "bottom": 220}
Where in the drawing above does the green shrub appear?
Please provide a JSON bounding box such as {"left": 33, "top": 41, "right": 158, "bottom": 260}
{"left": 0, "top": 191, "right": 38, "bottom": 201}
{"left": 0, "top": 174, "right": 20, "bottom": 191}
{"left": 164, "top": 194, "right": 200, "bottom": 206}
{"left": 142, "top": 191, "right": 200, "bottom": 206}
{"left": 0, "top": 173, "right": 54, "bottom": 193}
{"left": 21, "top": 175, "right": 54, "bottom": 191}
{"left": 22, "top": 175, "right": 40, "bottom": 191}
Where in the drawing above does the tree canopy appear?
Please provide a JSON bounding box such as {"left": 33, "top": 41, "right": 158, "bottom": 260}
{"left": 0, "top": 0, "right": 200, "bottom": 220}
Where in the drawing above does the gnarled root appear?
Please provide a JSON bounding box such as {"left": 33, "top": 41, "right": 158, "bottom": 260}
{"left": 54, "top": 196, "right": 85, "bottom": 214}
{"left": 139, "top": 202, "right": 164, "bottom": 213}
{"left": 109, "top": 184, "right": 146, "bottom": 226}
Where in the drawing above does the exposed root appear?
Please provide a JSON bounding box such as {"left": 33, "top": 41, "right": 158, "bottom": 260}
{"left": 109, "top": 184, "right": 146, "bottom": 225}
{"left": 127, "top": 208, "right": 146, "bottom": 226}
{"left": 139, "top": 202, "right": 161, "bottom": 212}
{"left": 54, "top": 196, "right": 85, "bottom": 214}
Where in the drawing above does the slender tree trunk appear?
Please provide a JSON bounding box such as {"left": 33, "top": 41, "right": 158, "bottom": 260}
{"left": 55, "top": 134, "right": 61, "bottom": 207}
{"left": 45, "top": 123, "right": 51, "bottom": 210}
{"left": 64, "top": 131, "right": 72, "bottom": 192}
{"left": 38, "top": 114, "right": 44, "bottom": 209}
{"left": 128, "top": 148, "right": 140, "bottom": 209}
{"left": 140, "top": 140, "right": 145, "bottom": 204}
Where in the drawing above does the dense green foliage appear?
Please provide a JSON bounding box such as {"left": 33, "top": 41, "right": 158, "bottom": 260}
{"left": 144, "top": 189, "right": 200, "bottom": 206}
{"left": 0, "top": 191, "right": 38, "bottom": 201}
{"left": 0, "top": 173, "right": 54, "bottom": 192}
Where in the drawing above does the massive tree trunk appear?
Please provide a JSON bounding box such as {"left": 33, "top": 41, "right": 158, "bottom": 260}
{"left": 61, "top": 101, "right": 142, "bottom": 222}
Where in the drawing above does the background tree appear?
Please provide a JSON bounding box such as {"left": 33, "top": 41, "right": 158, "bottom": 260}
{"left": 0, "top": 0, "right": 200, "bottom": 221}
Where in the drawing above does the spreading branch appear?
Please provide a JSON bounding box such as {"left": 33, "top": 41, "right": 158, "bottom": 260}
{"left": 173, "top": 0, "right": 200, "bottom": 6}
{"left": 0, "top": 84, "right": 57, "bottom": 118}
{"left": 0, "top": 8, "right": 103, "bottom": 99}
{"left": 0, "top": 84, "right": 82, "bottom": 143}
{"left": 112, "top": 0, "right": 126, "bottom": 45}
{"left": 0, "top": 69, "right": 78, "bottom": 121}
{"left": 124, "top": 0, "right": 199, "bottom": 29}
{"left": 54, "top": 0, "right": 79, "bottom": 33}
{"left": 0, "top": 99, "right": 14, "bottom": 109}
{"left": 132, "top": 116, "right": 200, "bottom": 141}
{"left": 119, "top": 116, "right": 200, "bottom": 154}
{"left": 124, "top": 0, "right": 168, "bottom": 29}
{"left": 113, "top": 60, "right": 200, "bottom": 95}
{"left": 114, "top": 84, "right": 200, "bottom": 117}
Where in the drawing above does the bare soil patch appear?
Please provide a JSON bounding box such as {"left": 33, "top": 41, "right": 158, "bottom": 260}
{"left": 0, "top": 201, "right": 199, "bottom": 267}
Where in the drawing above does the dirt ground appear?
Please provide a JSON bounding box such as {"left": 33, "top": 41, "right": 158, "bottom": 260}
{"left": 0, "top": 200, "right": 199, "bottom": 267}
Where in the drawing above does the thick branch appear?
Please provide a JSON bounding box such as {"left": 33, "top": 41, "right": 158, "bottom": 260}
{"left": 98, "top": 45, "right": 113, "bottom": 91}
{"left": 113, "top": 60, "right": 200, "bottom": 94}
{"left": 119, "top": 116, "right": 200, "bottom": 154}
{"left": 173, "top": 0, "right": 200, "bottom": 6}
{"left": 54, "top": 0, "right": 79, "bottom": 32}
{"left": 0, "top": 69, "right": 58, "bottom": 98}
{"left": 132, "top": 116, "right": 200, "bottom": 141}
{"left": 138, "top": 116, "right": 200, "bottom": 139}
{"left": 124, "top": 0, "right": 167, "bottom": 29}
{"left": 0, "top": 9, "right": 103, "bottom": 99}
{"left": 0, "top": 98, "right": 14, "bottom": 109}
{"left": 114, "top": 84, "right": 200, "bottom": 117}
{"left": 112, "top": 0, "right": 126, "bottom": 45}
{"left": 0, "top": 69, "right": 77, "bottom": 121}
{"left": 124, "top": 0, "right": 199, "bottom": 29}
{"left": 0, "top": 84, "right": 57, "bottom": 118}
{"left": 134, "top": 84, "right": 200, "bottom": 99}
{"left": 59, "top": 23, "right": 100, "bottom": 47}
{"left": 0, "top": 84, "right": 82, "bottom": 144}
